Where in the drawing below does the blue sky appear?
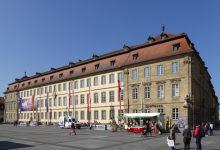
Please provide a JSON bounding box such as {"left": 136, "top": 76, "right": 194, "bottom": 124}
{"left": 0, "top": 1, "right": 219, "bottom": 105}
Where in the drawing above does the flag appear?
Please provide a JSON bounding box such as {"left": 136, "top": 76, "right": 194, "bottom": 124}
{"left": 87, "top": 87, "right": 91, "bottom": 112}
{"left": 67, "top": 89, "right": 71, "bottom": 113}
{"left": 32, "top": 95, "right": 34, "bottom": 113}
{"left": 19, "top": 98, "right": 22, "bottom": 114}
{"left": 46, "top": 92, "right": 48, "bottom": 112}
{"left": 118, "top": 80, "right": 122, "bottom": 110}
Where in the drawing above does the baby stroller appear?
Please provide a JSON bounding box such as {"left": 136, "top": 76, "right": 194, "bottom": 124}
{"left": 141, "top": 128, "right": 147, "bottom": 137}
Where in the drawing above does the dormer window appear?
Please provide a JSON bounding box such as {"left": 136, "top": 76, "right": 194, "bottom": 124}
{"left": 82, "top": 68, "right": 86, "bottom": 73}
{"left": 28, "top": 82, "right": 31, "bottom": 86}
{"left": 95, "top": 64, "right": 99, "bottom": 70}
{"left": 7, "top": 88, "right": 9, "bottom": 91}
{"left": 110, "top": 60, "right": 116, "bottom": 66}
{"left": 148, "top": 36, "right": 155, "bottom": 44}
{"left": 70, "top": 71, "right": 73, "bottom": 75}
{"left": 93, "top": 54, "right": 99, "bottom": 60}
{"left": 50, "top": 76, "right": 53, "bottom": 80}
{"left": 133, "top": 53, "right": 138, "bottom": 60}
{"left": 123, "top": 45, "right": 130, "bottom": 51}
{"left": 34, "top": 80, "right": 37, "bottom": 84}
{"left": 161, "top": 33, "right": 167, "bottom": 40}
{"left": 69, "top": 62, "right": 75, "bottom": 67}
{"left": 22, "top": 84, "right": 25, "bottom": 87}
{"left": 42, "top": 78, "right": 45, "bottom": 82}
{"left": 173, "top": 44, "right": 180, "bottom": 51}
{"left": 14, "top": 85, "right": 17, "bottom": 89}
{"left": 59, "top": 73, "right": 63, "bottom": 78}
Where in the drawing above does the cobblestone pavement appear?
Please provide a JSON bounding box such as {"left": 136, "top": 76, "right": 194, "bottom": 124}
{"left": 0, "top": 125, "right": 220, "bottom": 150}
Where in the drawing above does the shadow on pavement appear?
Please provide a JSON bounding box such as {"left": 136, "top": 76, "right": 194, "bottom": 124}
{"left": 0, "top": 141, "right": 33, "bottom": 150}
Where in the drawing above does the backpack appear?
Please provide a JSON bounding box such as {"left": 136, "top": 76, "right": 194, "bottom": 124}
{"left": 200, "top": 128, "right": 205, "bottom": 137}
{"left": 156, "top": 124, "right": 159, "bottom": 129}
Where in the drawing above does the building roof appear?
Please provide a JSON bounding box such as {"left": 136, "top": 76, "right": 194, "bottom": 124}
{"left": 4, "top": 32, "right": 194, "bottom": 94}
{"left": 0, "top": 97, "right": 5, "bottom": 104}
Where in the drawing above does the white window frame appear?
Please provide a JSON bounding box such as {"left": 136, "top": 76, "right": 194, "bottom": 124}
{"left": 133, "top": 88, "right": 138, "bottom": 100}
{"left": 110, "top": 74, "right": 114, "bottom": 83}
{"left": 102, "top": 111, "right": 106, "bottom": 120}
{"left": 58, "top": 97, "right": 62, "bottom": 106}
{"left": 132, "top": 70, "right": 137, "bottom": 79}
{"left": 94, "top": 77, "right": 98, "bottom": 86}
{"left": 172, "top": 108, "right": 179, "bottom": 120}
{"left": 158, "top": 109, "right": 163, "bottom": 113}
{"left": 101, "top": 92, "right": 106, "bottom": 103}
{"left": 81, "top": 111, "right": 84, "bottom": 120}
{"left": 118, "top": 73, "right": 123, "bottom": 82}
{"left": 144, "top": 67, "right": 150, "bottom": 77}
{"left": 133, "top": 109, "right": 137, "bottom": 113}
{"left": 94, "top": 93, "right": 98, "bottom": 103}
{"left": 145, "top": 109, "right": 150, "bottom": 113}
{"left": 81, "top": 80, "right": 84, "bottom": 88}
{"left": 110, "top": 110, "right": 114, "bottom": 119}
{"left": 81, "top": 95, "right": 84, "bottom": 104}
{"left": 110, "top": 91, "right": 114, "bottom": 102}
{"left": 63, "top": 83, "right": 66, "bottom": 90}
{"left": 158, "top": 65, "right": 163, "bottom": 75}
{"left": 87, "top": 79, "right": 91, "bottom": 87}
{"left": 158, "top": 85, "right": 163, "bottom": 98}
{"left": 145, "top": 87, "right": 150, "bottom": 99}
{"left": 102, "top": 76, "right": 106, "bottom": 84}
{"left": 172, "top": 84, "right": 179, "bottom": 97}
{"left": 75, "top": 95, "right": 78, "bottom": 105}
{"left": 94, "top": 111, "right": 98, "bottom": 119}
{"left": 172, "top": 62, "right": 178, "bottom": 73}
{"left": 75, "top": 81, "right": 78, "bottom": 89}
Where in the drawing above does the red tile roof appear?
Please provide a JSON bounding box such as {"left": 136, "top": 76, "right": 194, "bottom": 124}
{"left": 4, "top": 32, "right": 194, "bottom": 93}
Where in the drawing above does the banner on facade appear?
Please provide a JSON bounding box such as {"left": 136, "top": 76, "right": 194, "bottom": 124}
{"left": 21, "top": 97, "right": 38, "bottom": 111}
{"left": 178, "top": 116, "right": 187, "bottom": 128}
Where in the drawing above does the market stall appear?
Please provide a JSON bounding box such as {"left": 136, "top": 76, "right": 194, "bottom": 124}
{"left": 118, "top": 113, "right": 164, "bottom": 133}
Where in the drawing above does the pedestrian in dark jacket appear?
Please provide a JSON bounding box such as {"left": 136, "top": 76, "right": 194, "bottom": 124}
{"left": 69, "top": 122, "right": 76, "bottom": 135}
{"left": 146, "top": 120, "right": 152, "bottom": 136}
{"left": 182, "top": 125, "right": 192, "bottom": 150}
{"left": 170, "top": 125, "right": 176, "bottom": 150}
{"left": 193, "top": 125, "right": 202, "bottom": 150}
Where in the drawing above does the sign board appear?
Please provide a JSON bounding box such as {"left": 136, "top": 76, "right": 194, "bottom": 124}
{"left": 178, "top": 116, "right": 187, "bottom": 128}
{"left": 21, "top": 97, "right": 37, "bottom": 111}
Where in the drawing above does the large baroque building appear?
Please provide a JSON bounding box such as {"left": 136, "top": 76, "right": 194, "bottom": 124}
{"left": 4, "top": 29, "right": 219, "bottom": 128}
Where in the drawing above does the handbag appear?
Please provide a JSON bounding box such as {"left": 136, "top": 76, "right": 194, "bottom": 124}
{"left": 183, "top": 137, "right": 186, "bottom": 143}
{"left": 71, "top": 129, "right": 74, "bottom": 133}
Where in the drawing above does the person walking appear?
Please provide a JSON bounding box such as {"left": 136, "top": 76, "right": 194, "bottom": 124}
{"left": 182, "top": 125, "right": 192, "bottom": 150}
{"left": 210, "top": 122, "right": 214, "bottom": 136}
{"left": 13, "top": 121, "right": 15, "bottom": 126}
{"left": 69, "top": 122, "right": 76, "bottom": 135}
{"left": 15, "top": 120, "right": 17, "bottom": 126}
{"left": 204, "top": 123, "right": 209, "bottom": 136}
{"left": 170, "top": 125, "right": 176, "bottom": 150}
{"left": 193, "top": 125, "right": 202, "bottom": 150}
{"left": 155, "top": 121, "right": 159, "bottom": 134}
{"left": 159, "top": 122, "right": 163, "bottom": 134}
{"left": 146, "top": 120, "right": 152, "bottom": 136}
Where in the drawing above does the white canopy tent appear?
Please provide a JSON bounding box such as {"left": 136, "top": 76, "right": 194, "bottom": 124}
{"left": 120, "top": 113, "right": 160, "bottom": 118}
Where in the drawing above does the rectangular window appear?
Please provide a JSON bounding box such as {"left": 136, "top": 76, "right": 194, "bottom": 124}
{"left": 37, "top": 89, "right": 39, "bottom": 95}
{"left": 158, "top": 85, "right": 163, "bottom": 98}
{"left": 110, "top": 74, "right": 114, "bottom": 83}
{"left": 49, "top": 98, "right": 52, "bottom": 106}
{"left": 172, "top": 108, "right": 179, "bottom": 120}
{"left": 54, "top": 112, "right": 57, "bottom": 119}
{"left": 45, "top": 87, "right": 48, "bottom": 93}
{"left": 21, "top": 92, "right": 23, "bottom": 98}
{"left": 87, "top": 79, "right": 91, "bottom": 87}
{"left": 69, "top": 82, "right": 72, "bottom": 90}
{"left": 94, "top": 111, "right": 98, "bottom": 119}
{"left": 82, "top": 68, "right": 86, "bottom": 73}
{"left": 158, "top": 65, "right": 163, "bottom": 75}
{"left": 59, "top": 97, "right": 62, "bottom": 106}
{"left": 58, "top": 84, "right": 61, "bottom": 91}
{"left": 64, "top": 97, "right": 67, "bottom": 106}
{"left": 24, "top": 91, "right": 26, "bottom": 97}
{"left": 45, "top": 112, "right": 48, "bottom": 119}
{"left": 41, "top": 88, "right": 43, "bottom": 94}
{"left": 81, "top": 111, "right": 84, "bottom": 120}
{"left": 75, "top": 95, "right": 78, "bottom": 105}
{"left": 172, "top": 62, "right": 178, "bottom": 73}
{"left": 81, "top": 95, "right": 84, "bottom": 104}
{"left": 158, "top": 109, "right": 163, "bottom": 113}
{"left": 64, "top": 112, "right": 67, "bottom": 116}
{"left": 172, "top": 84, "right": 179, "bottom": 97}
{"left": 21, "top": 113, "right": 23, "bottom": 119}
{"left": 133, "top": 70, "right": 137, "bottom": 79}
{"left": 121, "top": 90, "right": 123, "bottom": 101}
{"left": 110, "top": 110, "right": 114, "bottom": 119}
{"left": 102, "top": 76, "right": 106, "bottom": 84}
{"left": 59, "top": 112, "right": 62, "bottom": 118}
{"left": 30, "top": 90, "right": 32, "bottom": 96}
{"left": 41, "top": 113, "right": 44, "bottom": 119}
{"left": 101, "top": 92, "right": 106, "bottom": 103}
{"left": 69, "top": 112, "right": 72, "bottom": 116}
{"left": 145, "top": 87, "right": 150, "bottom": 99}
{"left": 133, "top": 54, "right": 138, "bottom": 60}
{"left": 63, "top": 83, "right": 66, "bottom": 90}
{"left": 119, "top": 110, "right": 123, "bottom": 117}
{"left": 110, "top": 91, "right": 114, "bottom": 102}
{"left": 27, "top": 113, "right": 29, "bottom": 119}
{"left": 14, "top": 93, "right": 16, "bottom": 98}
{"left": 54, "top": 98, "right": 57, "bottom": 106}
{"left": 70, "top": 71, "right": 73, "bottom": 75}
{"left": 133, "top": 88, "right": 138, "bottom": 100}
{"left": 34, "top": 113, "right": 36, "bottom": 119}
{"left": 94, "top": 77, "right": 98, "bottom": 86}
{"left": 95, "top": 64, "right": 99, "bottom": 70}
{"left": 37, "top": 100, "right": 39, "bottom": 107}
{"left": 75, "top": 111, "right": 78, "bottom": 120}
{"left": 94, "top": 93, "right": 98, "bottom": 103}
{"left": 144, "top": 67, "right": 150, "bottom": 77}
{"left": 50, "top": 76, "right": 53, "bottom": 80}
{"left": 41, "top": 100, "right": 44, "bottom": 107}
{"left": 70, "top": 96, "right": 72, "bottom": 105}
{"left": 75, "top": 81, "right": 78, "bottom": 89}
{"left": 133, "top": 109, "right": 137, "bottom": 113}
{"left": 145, "top": 109, "right": 150, "bottom": 113}
{"left": 81, "top": 80, "right": 84, "bottom": 88}
{"left": 54, "top": 85, "right": 57, "bottom": 92}
{"left": 14, "top": 103, "right": 15, "bottom": 109}
{"left": 173, "top": 44, "right": 180, "bottom": 51}
{"left": 118, "top": 73, "right": 123, "bottom": 82}
{"left": 24, "top": 113, "right": 26, "bottom": 119}
{"left": 110, "top": 60, "right": 115, "bottom": 66}
{"left": 49, "top": 86, "right": 52, "bottom": 93}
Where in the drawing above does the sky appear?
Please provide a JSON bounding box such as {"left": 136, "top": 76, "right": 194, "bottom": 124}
{"left": 0, "top": 1, "right": 219, "bottom": 105}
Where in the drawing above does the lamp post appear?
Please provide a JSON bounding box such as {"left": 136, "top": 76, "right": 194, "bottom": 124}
{"left": 184, "top": 94, "right": 190, "bottom": 128}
